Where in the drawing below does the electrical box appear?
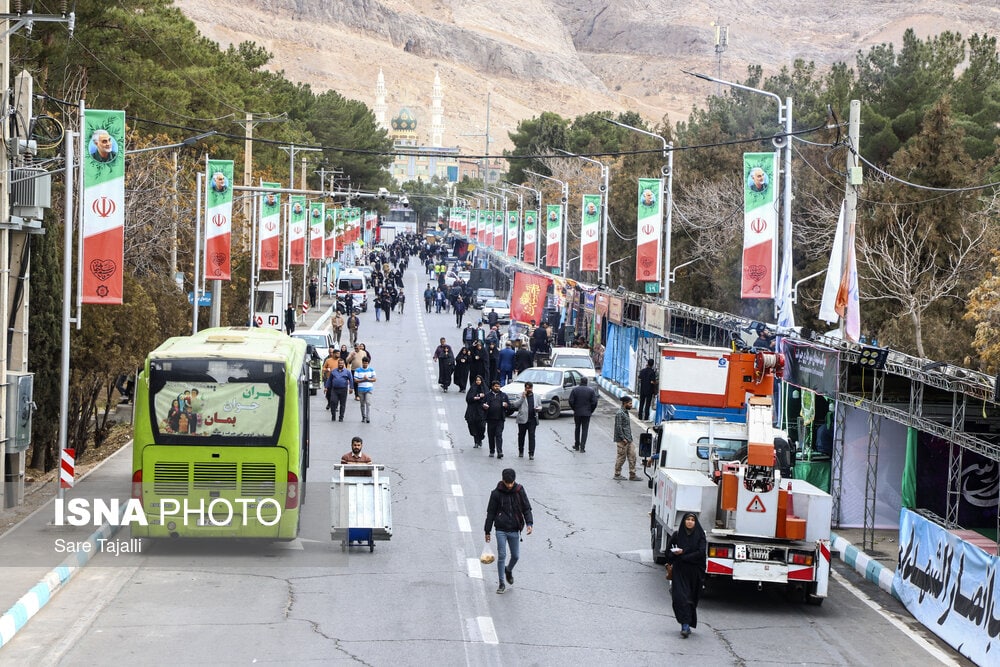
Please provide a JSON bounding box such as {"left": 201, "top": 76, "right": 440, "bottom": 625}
{"left": 10, "top": 167, "right": 51, "bottom": 221}
{"left": 6, "top": 372, "right": 34, "bottom": 453}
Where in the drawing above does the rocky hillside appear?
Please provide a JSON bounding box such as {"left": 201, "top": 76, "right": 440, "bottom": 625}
{"left": 174, "top": 0, "right": 1000, "bottom": 153}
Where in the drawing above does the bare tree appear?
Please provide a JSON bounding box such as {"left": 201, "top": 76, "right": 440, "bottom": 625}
{"left": 858, "top": 206, "right": 989, "bottom": 357}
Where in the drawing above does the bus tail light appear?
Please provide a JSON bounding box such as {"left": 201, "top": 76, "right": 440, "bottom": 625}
{"left": 132, "top": 470, "right": 143, "bottom": 506}
{"left": 285, "top": 471, "right": 299, "bottom": 510}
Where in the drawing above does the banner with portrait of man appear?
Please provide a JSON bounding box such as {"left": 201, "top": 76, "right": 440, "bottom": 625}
{"left": 507, "top": 210, "right": 519, "bottom": 257}
{"left": 204, "top": 158, "right": 234, "bottom": 281}
{"left": 523, "top": 210, "right": 538, "bottom": 264}
{"left": 635, "top": 178, "right": 663, "bottom": 282}
{"left": 493, "top": 210, "right": 504, "bottom": 251}
{"left": 741, "top": 152, "right": 779, "bottom": 298}
{"left": 309, "top": 201, "right": 325, "bottom": 261}
{"left": 289, "top": 195, "right": 306, "bottom": 265}
{"left": 545, "top": 204, "right": 563, "bottom": 269}
{"left": 580, "top": 194, "right": 601, "bottom": 273}
{"left": 82, "top": 109, "right": 126, "bottom": 303}
{"left": 258, "top": 182, "right": 281, "bottom": 272}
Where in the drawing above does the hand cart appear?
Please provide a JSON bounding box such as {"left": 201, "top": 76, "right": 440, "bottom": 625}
{"left": 330, "top": 464, "right": 392, "bottom": 552}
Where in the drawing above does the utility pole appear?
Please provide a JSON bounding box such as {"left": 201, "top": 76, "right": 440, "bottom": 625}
{"left": 841, "top": 100, "right": 861, "bottom": 337}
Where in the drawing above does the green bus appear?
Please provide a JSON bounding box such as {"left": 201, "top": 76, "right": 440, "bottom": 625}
{"left": 131, "top": 327, "right": 311, "bottom": 539}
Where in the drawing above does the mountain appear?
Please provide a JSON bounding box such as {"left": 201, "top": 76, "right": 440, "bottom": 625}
{"left": 174, "top": 0, "right": 1000, "bottom": 154}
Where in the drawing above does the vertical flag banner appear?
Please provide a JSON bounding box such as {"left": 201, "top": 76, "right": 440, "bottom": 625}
{"left": 82, "top": 109, "right": 126, "bottom": 303}
{"left": 834, "top": 211, "right": 861, "bottom": 341}
{"left": 580, "top": 194, "right": 601, "bottom": 272}
{"left": 507, "top": 210, "right": 519, "bottom": 257}
{"left": 523, "top": 210, "right": 538, "bottom": 264}
{"left": 545, "top": 204, "right": 563, "bottom": 269}
{"left": 469, "top": 208, "right": 478, "bottom": 238}
{"left": 205, "top": 158, "right": 234, "bottom": 280}
{"left": 309, "top": 201, "right": 325, "bottom": 260}
{"left": 741, "top": 152, "right": 779, "bottom": 298}
{"left": 325, "top": 210, "right": 336, "bottom": 258}
{"left": 484, "top": 210, "right": 494, "bottom": 248}
{"left": 289, "top": 195, "right": 306, "bottom": 265}
{"left": 635, "top": 179, "right": 663, "bottom": 282}
{"left": 477, "top": 210, "right": 486, "bottom": 245}
{"left": 493, "top": 210, "right": 504, "bottom": 251}
{"left": 511, "top": 271, "right": 553, "bottom": 325}
{"left": 258, "top": 182, "right": 281, "bottom": 271}
{"left": 819, "top": 201, "right": 846, "bottom": 323}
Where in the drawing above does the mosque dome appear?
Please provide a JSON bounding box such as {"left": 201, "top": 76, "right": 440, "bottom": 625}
{"left": 391, "top": 107, "right": 418, "bottom": 132}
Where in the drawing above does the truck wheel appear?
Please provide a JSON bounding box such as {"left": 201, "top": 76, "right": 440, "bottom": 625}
{"left": 544, "top": 399, "right": 560, "bottom": 419}
{"left": 651, "top": 525, "right": 667, "bottom": 565}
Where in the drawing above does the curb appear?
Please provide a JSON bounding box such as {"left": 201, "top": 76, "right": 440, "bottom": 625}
{"left": 831, "top": 531, "right": 900, "bottom": 601}
{"left": 0, "top": 505, "right": 127, "bottom": 649}
{"left": 595, "top": 376, "right": 635, "bottom": 402}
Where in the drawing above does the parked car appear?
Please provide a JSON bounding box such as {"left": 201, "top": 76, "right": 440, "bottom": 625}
{"left": 549, "top": 347, "right": 597, "bottom": 380}
{"left": 480, "top": 299, "right": 511, "bottom": 324}
{"left": 473, "top": 288, "right": 496, "bottom": 309}
{"left": 290, "top": 330, "right": 334, "bottom": 395}
{"left": 500, "top": 367, "right": 586, "bottom": 419}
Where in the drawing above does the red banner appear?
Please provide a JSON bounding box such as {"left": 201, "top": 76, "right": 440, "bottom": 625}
{"left": 510, "top": 272, "right": 551, "bottom": 325}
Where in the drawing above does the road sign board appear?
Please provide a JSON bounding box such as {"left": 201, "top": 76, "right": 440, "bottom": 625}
{"left": 187, "top": 291, "right": 212, "bottom": 307}
{"left": 644, "top": 282, "right": 661, "bottom": 294}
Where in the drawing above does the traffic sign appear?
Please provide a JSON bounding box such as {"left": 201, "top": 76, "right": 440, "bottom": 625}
{"left": 187, "top": 291, "right": 212, "bottom": 307}
{"left": 644, "top": 282, "right": 661, "bottom": 294}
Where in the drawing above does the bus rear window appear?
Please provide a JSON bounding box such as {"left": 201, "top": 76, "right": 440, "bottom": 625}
{"left": 149, "top": 359, "right": 284, "bottom": 444}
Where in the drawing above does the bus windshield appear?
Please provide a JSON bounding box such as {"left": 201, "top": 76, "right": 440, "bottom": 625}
{"left": 149, "top": 358, "right": 284, "bottom": 444}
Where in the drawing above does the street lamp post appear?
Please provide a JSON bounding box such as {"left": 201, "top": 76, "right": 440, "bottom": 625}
{"left": 684, "top": 69, "right": 794, "bottom": 324}
{"left": 524, "top": 169, "right": 569, "bottom": 276}
{"left": 603, "top": 118, "right": 673, "bottom": 303}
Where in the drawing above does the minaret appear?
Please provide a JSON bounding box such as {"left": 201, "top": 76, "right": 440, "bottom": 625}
{"left": 430, "top": 67, "right": 444, "bottom": 147}
{"left": 374, "top": 68, "right": 388, "bottom": 130}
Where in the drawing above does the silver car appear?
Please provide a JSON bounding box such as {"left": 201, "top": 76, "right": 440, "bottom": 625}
{"left": 501, "top": 367, "right": 586, "bottom": 419}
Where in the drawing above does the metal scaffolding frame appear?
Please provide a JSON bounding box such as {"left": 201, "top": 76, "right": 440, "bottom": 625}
{"left": 862, "top": 369, "right": 885, "bottom": 551}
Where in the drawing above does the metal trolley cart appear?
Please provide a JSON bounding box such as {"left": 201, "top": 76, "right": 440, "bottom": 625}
{"left": 330, "top": 464, "right": 392, "bottom": 552}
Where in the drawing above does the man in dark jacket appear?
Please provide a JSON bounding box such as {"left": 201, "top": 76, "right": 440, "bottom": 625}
{"left": 637, "top": 358, "right": 658, "bottom": 421}
{"left": 513, "top": 341, "right": 533, "bottom": 375}
{"left": 454, "top": 296, "right": 468, "bottom": 328}
{"left": 498, "top": 342, "right": 516, "bottom": 386}
{"left": 484, "top": 468, "right": 534, "bottom": 594}
{"left": 324, "top": 358, "right": 354, "bottom": 422}
{"left": 568, "top": 377, "right": 599, "bottom": 452}
{"left": 483, "top": 380, "right": 510, "bottom": 458}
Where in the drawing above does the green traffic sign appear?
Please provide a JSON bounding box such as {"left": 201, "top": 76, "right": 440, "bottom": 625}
{"left": 644, "top": 282, "right": 661, "bottom": 294}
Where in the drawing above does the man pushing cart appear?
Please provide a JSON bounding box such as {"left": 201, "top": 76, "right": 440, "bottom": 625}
{"left": 331, "top": 437, "right": 392, "bottom": 552}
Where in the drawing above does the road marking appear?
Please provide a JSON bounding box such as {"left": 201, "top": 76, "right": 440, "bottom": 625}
{"left": 830, "top": 570, "right": 960, "bottom": 666}
{"left": 437, "top": 408, "right": 447, "bottom": 417}
{"left": 457, "top": 515, "right": 471, "bottom": 532}
{"left": 446, "top": 497, "right": 458, "bottom": 512}
{"left": 439, "top": 438, "right": 451, "bottom": 449}
{"left": 466, "top": 558, "right": 483, "bottom": 579}
{"left": 451, "top": 484, "right": 464, "bottom": 497}
{"left": 439, "top": 421, "right": 449, "bottom": 431}
{"left": 476, "top": 616, "right": 499, "bottom": 645}
{"left": 444, "top": 461, "right": 456, "bottom": 471}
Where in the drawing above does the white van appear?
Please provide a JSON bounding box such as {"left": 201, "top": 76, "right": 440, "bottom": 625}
{"left": 337, "top": 268, "right": 368, "bottom": 312}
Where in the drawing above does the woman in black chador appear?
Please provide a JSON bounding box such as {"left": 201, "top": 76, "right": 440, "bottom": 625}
{"left": 465, "top": 375, "right": 488, "bottom": 448}
{"left": 665, "top": 512, "right": 708, "bottom": 638}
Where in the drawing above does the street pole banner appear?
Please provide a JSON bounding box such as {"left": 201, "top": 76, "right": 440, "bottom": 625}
{"left": 507, "top": 210, "right": 519, "bottom": 257}
{"left": 469, "top": 208, "right": 478, "bottom": 237}
{"left": 493, "top": 210, "right": 504, "bottom": 250}
{"left": 635, "top": 179, "right": 663, "bottom": 281}
{"left": 258, "top": 181, "right": 281, "bottom": 271}
{"left": 477, "top": 210, "right": 486, "bottom": 245}
{"left": 309, "top": 201, "right": 325, "bottom": 261}
{"left": 741, "top": 152, "right": 778, "bottom": 298}
{"left": 348, "top": 207, "right": 361, "bottom": 242}
{"left": 205, "top": 158, "right": 234, "bottom": 280}
{"left": 289, "top": 195, "right": 306, "bottom": 265}
{"left": 581, "top": 194, "right": 601, "bottom": 272}
{"left": 510, "top": 271, "right": 552, "bottom": 325}
{"left": 82, "top": 109, "right": 126, "bottom": 303}
{"left": 523, "top": 210, "right": 538, "bottom": 264}
{"left": 462, "top": 209, "right": 470, "bottom": 236}
{"left": 325, "top": 210, "right": 336, "bottom": 258}
{"left": 545, "top": 204, "right": 563, "bottom": 269}
{"left": 484, "top": 210, "right": 494, "bottom": 248}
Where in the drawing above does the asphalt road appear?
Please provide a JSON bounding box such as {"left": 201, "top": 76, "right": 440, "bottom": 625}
{"left": 0, "top": 264, "right": 965, "bottom": 666}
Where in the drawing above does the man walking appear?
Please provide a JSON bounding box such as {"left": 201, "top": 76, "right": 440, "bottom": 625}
{"left": 330, "top": 311, "right": 345, "bottom": 345}
{"left": 638, "top": 358, "right": 658, "bottom": 421}
{"left": 325, "top": 358, "right": 354, "bottom": 422}
{"left": 613, "top": 396, "right": 639, "bottom": 481}
{"left": 484, "top": 380, "right": 510, "bottom": 459}
{"left": 347, "top": 311, "right": 360, "bottom": 346}
{"left": 568, "top": 377, "right": 599, "bottom": 452}
{"left": 454, "top": 295, "right": 467, "bottom": 328}
{"left": 484, "top": 468, "right": 534, "bottom": 594}
{"left": 353, "top": 357, "right": 376, "bottom": 423}
{"left": 284, "top": 302, "right": 296, "bottom": 335}
{"left": 516, "top": 382, "right": 540, "bottom": 459}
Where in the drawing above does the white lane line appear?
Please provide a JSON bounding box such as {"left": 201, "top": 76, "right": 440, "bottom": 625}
{"left": 437, "top": 408, "right": 447, "bottom": 417}
{"left": 444, "top": 461, "right": 456, "bottom": 471}
{"left": 445, "top": 497, "right": 458, "bottom": 512}
{"left": 830, "top": 570, "right": 960, "bottom": 666}
{"left": 457, "top": 515, "right": 472, "bottom": 532}
{"left": 439, "top": 422, "right": 449, "bottom": 431}
{"left": 439, "top": 438, "right": 451, "bottom": 449}
{"left": 476, "top": 617, "right": 499, "bottom": 645}
{"left": 466, "top": 558, "right": 483, "bottom": 579}
{"left": 451, "top": 484, "right": 464, "bottom": 497}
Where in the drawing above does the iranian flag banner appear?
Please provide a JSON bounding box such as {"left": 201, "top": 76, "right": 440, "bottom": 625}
{"left": 580, "top": 194, "right": 601, "bottom": 272}
{"left": 635, "top": 178, "right": 663, "bottom": 282}
{"left": 325, "top": 209, "right": 336, "bottom": 258}
{"left": 289, "top": 195, "right": 306, "bottom": 265}
{"left": 545, "top": 204, "right": 562, "bottom": 269}
{"left": 205, "top": 158, "right": 234, "bottom": 280}
{"left": 523, "top": 210, "right": 537, "bottom": 264}
{"left": 82, "top": 109, "right": 126, "bottom": 303}
{"left": 493, "top": 210, "right": 504, "bottom": 250}
{"left": 506, "top": 210, "right": 519, "bottom": 257}
{"left": 349, "top": 208, "right": 362, "bottom": 242}
{"left": 484, "top": 211, "right": 493, "bottom": 248}
{"left": 510, "top": 271, "right": 552, "bottom": 325}
{"left": 309, "top": 201, "right": 325, "bottom": 261}
{"left": 741, "top": 152, "right": 779, "bottom": 298}
{"left": 258, "top": 182, "right": 281, "bottom": 272}
{"left": 473, "top": 210, "right": 482, "bottom": 243}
